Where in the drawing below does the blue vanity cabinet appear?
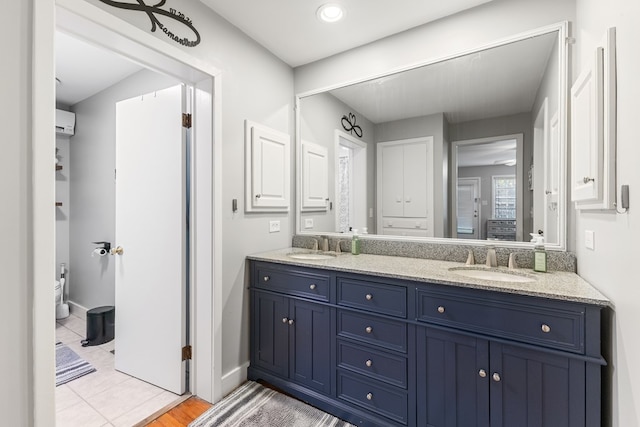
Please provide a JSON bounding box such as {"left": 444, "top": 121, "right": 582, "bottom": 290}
{"left": 416, "top": 284, "right": 604, "bottom": 427}
{"left": 250, "top": 262, "right": 333, "bottom": 395}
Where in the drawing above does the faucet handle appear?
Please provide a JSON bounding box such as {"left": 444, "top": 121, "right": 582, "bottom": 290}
{"left": 508, "top": 253, "right": 517, "bottom": 269}
{"left": 465, "top": 250, "right": 475, "bottom": 266}
{"left": 485, "top": 247, "right": 497, "bottom": 267}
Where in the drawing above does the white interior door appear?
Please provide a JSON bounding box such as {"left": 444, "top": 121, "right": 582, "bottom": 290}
{"left": 114, "top": 84, "right": 187, "bottom": 394}
{"left": 456, "top": 178, "right": 480, "bottom": 239}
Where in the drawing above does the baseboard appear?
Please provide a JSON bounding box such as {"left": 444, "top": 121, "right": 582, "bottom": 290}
{"left": 221, "top": 361, "right": 249, "bottom": 397}
{"left": 67, "top": 300, "right": 88, "bottom": 318}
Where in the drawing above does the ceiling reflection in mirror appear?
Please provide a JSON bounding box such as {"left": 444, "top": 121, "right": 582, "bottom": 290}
{"left": 298, "top": 28, "right": 565, "bottom": 247}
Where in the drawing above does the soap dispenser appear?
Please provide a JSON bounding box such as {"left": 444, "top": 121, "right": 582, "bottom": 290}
{"left": 351, "top": 229, "right": 360, "bottom": 255}
{"left": 530, "top": 233, "right": 547, "bottom": 272}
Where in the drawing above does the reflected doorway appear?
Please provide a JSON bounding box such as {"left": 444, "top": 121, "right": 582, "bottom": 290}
{"left": 457, "top": 178, "right": 480, "bottom": 239}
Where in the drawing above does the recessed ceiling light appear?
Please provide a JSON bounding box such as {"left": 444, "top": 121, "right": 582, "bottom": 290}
{"left": 316, "top": 3, "right": 345, "bottom": 23}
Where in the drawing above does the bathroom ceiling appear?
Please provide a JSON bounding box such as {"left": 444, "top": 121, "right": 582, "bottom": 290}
{"left": 200, "top": 0, "right": 494, "bottom": 67}
{"left": 55, "top": 0, "right": 492, "bottom": 104}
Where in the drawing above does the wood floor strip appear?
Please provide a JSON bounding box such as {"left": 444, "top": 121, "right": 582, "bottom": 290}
{"left": 145, "top": 396, "right": 212, "bottom": 427}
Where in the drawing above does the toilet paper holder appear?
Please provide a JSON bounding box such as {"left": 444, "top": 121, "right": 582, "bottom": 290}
{"left": 92, "top": 241, "right": 111, "bottom": 256}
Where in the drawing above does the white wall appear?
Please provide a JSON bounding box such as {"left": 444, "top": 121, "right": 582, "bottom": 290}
{"left": 68, "top": 69, "right": 179, "bottom": 310}
{"left": 574, "top": 0, "right": 640, "bottom": 425}
{"left": 56, "top": 136, "right": 70, "bottom": 279}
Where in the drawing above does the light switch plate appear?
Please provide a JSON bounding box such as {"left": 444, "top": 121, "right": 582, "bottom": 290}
{"left": 269, "top": 220, "right": 280, "bottom": 233}
{"left": 304, "top": 218, "right": 314, "bottom": 229}
{"left": 585, "top": 230, "right": 595, "bottom": 250}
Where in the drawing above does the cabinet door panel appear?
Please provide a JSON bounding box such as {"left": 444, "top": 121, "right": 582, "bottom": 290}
{"left": 381, "top": 145, "right": 405, "bottom": 217}
{"left": 253, "top": 292, "right": 289, "bottom": 377}
{"left": 417, "top": 327, "right": 489, "bottom": 427}
{"left": 490, "top": 342, "right": 585, "bottom": 427}
{"left": 402, "top": 142, "right": 428, "bottom": 218}
{"left": 290, "top": 300, "right": 332, "bottom": 394}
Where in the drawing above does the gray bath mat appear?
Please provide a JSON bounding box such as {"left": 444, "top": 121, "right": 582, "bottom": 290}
{"left": 55, "top": 342, "right": 96, "bottom": 386}
{"left": 189, "top": 381, "right": 354, "bottom": 427}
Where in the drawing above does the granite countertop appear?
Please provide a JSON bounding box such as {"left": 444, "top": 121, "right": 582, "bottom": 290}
{"left": 248, "top": 248, "right": 610, "bottom": 307}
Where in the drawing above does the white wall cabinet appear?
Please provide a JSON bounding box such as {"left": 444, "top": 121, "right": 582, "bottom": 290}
{"left": 571, "top": 28, "right": 616, "bottom": 210}
{"left": 301, "top": 141, "right": 328, "bottom": 211}
{"left": 377, "top": 137, "right": 434, "bottom": 237}
{"left": 245, "top": 120, "right": 291, "bottom": 212}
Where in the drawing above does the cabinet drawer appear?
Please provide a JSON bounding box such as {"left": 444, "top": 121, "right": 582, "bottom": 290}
{"left": 338, "top": 277, "right": 407, "bottom": 317}
{"left": 338, "top": 311, "right": 407, "bottom": 353}
{"left": 254, "top": 264, "right": 329, "bottom": 302}
{"left": 338, "top": 340, "right": 407, "bottom": 388}
{"left": 417, "top": 289, "right": 585, "bottom": 353}
{"left": 382, "top": 218, "right": 428, "bottom": 229}
{"left": 338, "top": 372, "right": 408, "bottom": 425}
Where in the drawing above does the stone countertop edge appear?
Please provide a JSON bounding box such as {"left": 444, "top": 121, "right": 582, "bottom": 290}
{"left": 247, "top": 248, "right": 610, "bottom": 307}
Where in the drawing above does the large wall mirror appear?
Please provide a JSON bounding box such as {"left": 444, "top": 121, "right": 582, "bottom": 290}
{"left": 296, "top": 23, "right": 568, "bottom": 249}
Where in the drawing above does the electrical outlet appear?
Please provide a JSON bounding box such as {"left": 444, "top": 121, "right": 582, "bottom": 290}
{"left": 585, "top": 230, "right": 595, "bottom": 250}
{"left": 269, "top": 220, "right": 280, "bottom": 233}
{"left": 304, "top": 218, "right": 314, "bottom": 229}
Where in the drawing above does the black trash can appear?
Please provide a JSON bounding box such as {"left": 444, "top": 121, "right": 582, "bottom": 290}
{"left": 81, "top": 306, "right": 115, "bottom": 346}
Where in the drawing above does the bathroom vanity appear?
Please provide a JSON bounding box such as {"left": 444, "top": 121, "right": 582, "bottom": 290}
{"left": 247, "top": 249, "right": 609, "bottom": 427}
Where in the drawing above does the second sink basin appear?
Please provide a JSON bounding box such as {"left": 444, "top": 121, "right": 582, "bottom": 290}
{"left": 287, "top": 252, "right": 336, "bottom": 260}
{"left": 449, "top": 267, "right": 536, "bottom": 283}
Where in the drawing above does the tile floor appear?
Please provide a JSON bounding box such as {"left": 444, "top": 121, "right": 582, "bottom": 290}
{"left": 56, "top": 314, "right": 181, "bottom": 427}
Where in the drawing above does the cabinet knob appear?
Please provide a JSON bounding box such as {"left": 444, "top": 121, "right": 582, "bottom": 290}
{"left": 541, "top": 324, "right": 551, "bottom": 333}
{"left": 365, "top": 359, "right": 373, "bottom": 367}
{"left": 492, "top": 373, "right": 501, "bottom": 382}
{"left": 309, "top": 284, "right": 317, "bottom": 290}
{"left": 365, "top": 326, "right": 373, "bottom": 334}
{"left": 478, "top": 369, "right": 487, "bottom": 378}
{"left": 255, "top": 194, "right": 261, "bottom": 198}
{"left": 282, "top": 317, "right": 288, "bottom": 323}
{"left": 263, "top": 276, "right": 270, "bottom": 282}
{"left": 365, "top": 293, "right": 373, "bottom": 301}
{"left": 366, "top": 393, "right": 373, "bottom": 401}
{"left": 437, "top": 306, "right": 445, "bottom": 314}
{"left": 288, "top": 319, "right": 295, "bottom": 325}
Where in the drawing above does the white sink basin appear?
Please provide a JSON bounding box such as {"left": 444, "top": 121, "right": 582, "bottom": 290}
{"left": 287, "top": 252, "right": 336, "bottom": 260}
{"left": 449, "top": 267, "right": 535, "bottom": 283}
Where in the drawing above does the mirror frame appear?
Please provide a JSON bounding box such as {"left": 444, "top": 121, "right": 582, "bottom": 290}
{"left": 295, "top": 21, "right": 569, "bottom": 251}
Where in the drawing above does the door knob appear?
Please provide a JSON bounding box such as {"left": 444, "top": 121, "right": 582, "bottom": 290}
{"left": 111, "top": 246, "right": 124, "bottom": 255}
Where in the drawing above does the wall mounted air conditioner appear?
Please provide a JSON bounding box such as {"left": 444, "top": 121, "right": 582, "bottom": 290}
{"left": 55, "top": 109, "right": 75, "bottom": 136}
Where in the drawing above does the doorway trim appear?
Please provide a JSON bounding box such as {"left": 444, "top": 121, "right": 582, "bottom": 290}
{"left": 34, "top": 0, "right": 223, "bottom": 420}
{"left": 334, "top": 130, "right": 367, "bottom": 233}
{"left": 450, "top": 133, "right": 524, "bottom": 241}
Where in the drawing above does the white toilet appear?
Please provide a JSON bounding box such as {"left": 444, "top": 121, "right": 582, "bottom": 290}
{"left": 55, "top": 279, "right": 69, "bottom": 319}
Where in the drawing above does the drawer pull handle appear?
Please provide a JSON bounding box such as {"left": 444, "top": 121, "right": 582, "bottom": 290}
{"left": 365, "top": 293, "right": 373, "bottom": 301}
{"left": 479, "top": 369, "right": 487, "bottom": 378}
{"left": 365, "top": 326, "right": 373, "bottom": 334}
{"left": 309, "top": 284, "right": 317, "bottom": 290}
{"left": 492, "top": 373, "right": 501, "bottom": 382}
{"left": 282, "top": 317, "right": 288, "bottom": 323}
{"left": 365, "top": 359, "right": 373, "bottom": 367}
{"left": 541, "top": 324, "right": 551, "bottom": 333}
{"left": 263, "top": 276, "right": 270, "bottom": 282}
{"left": 288, "top": 319, "right": 295, "bottom": 325}
{"left": 366, "top": 393, "right": 373, "bottom": 401}
{"left": 437, "top": 306, "right": 445, "bottom": 314}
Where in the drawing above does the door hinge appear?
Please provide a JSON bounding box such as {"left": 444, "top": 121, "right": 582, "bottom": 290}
{"left": 182, "top": 345, "right": 192, "bottom": 361}
{"left": 182, "top": 113, "right": 192, "bottom": 129}
{"left": 565, "top": 36, "right": 576, "bottom": 44}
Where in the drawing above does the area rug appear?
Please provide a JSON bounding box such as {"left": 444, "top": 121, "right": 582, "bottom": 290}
{"left": 189, "top": 381, "right": 354, "bottom": 427}
{"left": 55, "top": 342, "right": 96, "bottom": 386}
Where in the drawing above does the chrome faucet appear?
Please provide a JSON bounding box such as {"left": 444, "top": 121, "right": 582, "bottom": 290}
{"left": 335, "top": 239, "right": 348, "bottom": 253}
{"left": 311, "top": 236, "right": 329, "bottom": 252}
{"left": 465, "top": 250, "right": 475, "bottom": 266}
{"left": 486, "top": 247, "right": 497, "bottom": 267}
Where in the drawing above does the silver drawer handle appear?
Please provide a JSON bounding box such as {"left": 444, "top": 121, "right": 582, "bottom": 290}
{"left": 541, "top": 324, "right": 551, "bottom": 333}
{"left": 479, "top": 369, "right": 487, "bottom": 378}
{"left": 365, "top": 293, "right": 373, "bottom": 301}
{"left": 365, "top": 359, "right": 373, "bottom": 367}
{"left": 263, "top": 276, "right": 270, "bottom": 282}
{"left": 365, "top": 326, "right": 373, "bottom": 334}
{"left": 309, "top": 284, "right": 317, "bottom": 290}
{"left": 493, "top": 373, "right": 501, "bottom": 382}
{"left": 282, "top": 317, "right": 288, "bottom": 323}
{"left": 288, "top": 319, "right": 295, "bottom": 325}
{"left": 366, "top": 393, "right": 373, "bottom": 401}
{"left": 437, "top": 306, "right": 445, "bottom": 314}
